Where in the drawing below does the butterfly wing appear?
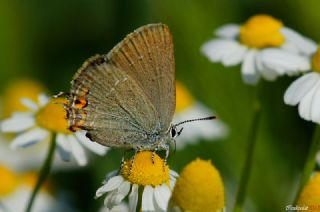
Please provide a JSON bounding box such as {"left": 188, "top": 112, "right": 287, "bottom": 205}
{"left": 68, "top": 55, "right": 158, "bottom": 148}
{"left": 68, "top": 23, "right": 175, "bottom": 149}
{"left": 106, "top": 23, "right": 176, "bottom": 132}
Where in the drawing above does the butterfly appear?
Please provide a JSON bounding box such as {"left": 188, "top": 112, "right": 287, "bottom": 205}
{"left": 66, "top": 23, "right": 214, "bottom": 160}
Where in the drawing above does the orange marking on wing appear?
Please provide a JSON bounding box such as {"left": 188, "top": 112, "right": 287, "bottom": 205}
{"left": 74, "top": 97, "right": 88, "bottom": 109}
{"left": 69, "top": 109, "right": 87, "bottom": 132}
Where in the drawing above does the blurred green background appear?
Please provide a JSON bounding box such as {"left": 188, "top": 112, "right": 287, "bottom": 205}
{"left": 1, "top": 0, "right": 319, "bottom": 211}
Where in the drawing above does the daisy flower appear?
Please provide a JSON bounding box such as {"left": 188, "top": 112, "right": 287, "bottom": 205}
{"left": 0, "top": 94, "right": 109, "bottom": 166}
{"left": 284, "top": 45, "right": 320, "bottom": 123}
{"left": 95, "top": 151, "right": 178, "bottom": 211}
{"left": 201, "top": 14, "right": 314, "bottom": 84}
{"left": 169, "top": 158, "right": 225, "bottom": 212}
{"left": 174, "top": 81, "right": 228, "bottom": 149}
{"left": 0, "top": 164, "right": 58, "bottom": 212}
{"left": 297, "top": 172, "right": 320, "bottom": 211}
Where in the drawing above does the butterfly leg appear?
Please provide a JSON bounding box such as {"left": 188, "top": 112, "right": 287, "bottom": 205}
{"left": 164, "top": 144, "right": 169, "bottom": 170}
{"left": 154, "top": 143, "right": 170, "bottom": 171}
{"left": 128, "top": 148, "right": 140, "bottom": 176}
{"left": 120, "top": 149, "right": 131, "bottom": 173}
{"left": 151, "top": 148, "right": 158, "bottom": 164}
{"left": 151, "top": 140, "right": 167, "bottom": 164}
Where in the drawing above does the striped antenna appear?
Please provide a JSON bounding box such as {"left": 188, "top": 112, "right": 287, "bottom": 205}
{"left": 174, "top": 116, "right": 216, "bottom": 127}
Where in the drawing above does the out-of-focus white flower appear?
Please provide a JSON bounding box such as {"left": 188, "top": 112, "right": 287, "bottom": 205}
{"left": 284, "top": 47, "right": 320, "bottom": 124}
{"left": 0, "top": 164, "right": 58, "bottom": 212}
{"left": 201, "top": 14, "right": 314, "bottom": 84}
{"left": 96, "top": 151, "right": 178, "bottom": 212}
{"left": 1, "top": 94, "right": 108, "bottom": 167}
{"left": 174, "top": 81, "right": 228, "bottom": 149}
{"left": 0, "top": 79, "right": 75, "bottom": 171}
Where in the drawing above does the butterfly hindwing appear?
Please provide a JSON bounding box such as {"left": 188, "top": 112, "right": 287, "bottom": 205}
{"left": 69, "top": 55, "right": 158, "bottom": 148}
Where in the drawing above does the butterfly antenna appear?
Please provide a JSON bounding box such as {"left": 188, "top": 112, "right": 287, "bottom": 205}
{"left": 174, "top": 116, "right": 216, "bottom": 127}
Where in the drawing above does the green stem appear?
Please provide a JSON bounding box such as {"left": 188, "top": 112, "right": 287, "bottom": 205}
{"left": 233, "top": 85, "right": 262, "bottom": 212}
{"left": 136, "top": 186, "right": 143, "bottom": 212}
{"left": 293, "top": 125, "right": 320, "bottom": 204}
{"left": 25, "top": 133, "right": 56, "bottom": 212}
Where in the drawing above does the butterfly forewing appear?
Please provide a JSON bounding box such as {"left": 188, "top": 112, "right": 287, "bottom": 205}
{"left": 107, "top": 23, "right": 175, "bottom": 132}
{"left": 68, "top": 23, "right": 175, "bottom": 149}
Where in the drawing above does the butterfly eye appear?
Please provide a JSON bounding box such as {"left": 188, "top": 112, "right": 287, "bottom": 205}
{"left": 171, "top": 127, "right": 176, "bottom": 138}
{"left": 74, "top": 97, "right": 88, "bottom": 109}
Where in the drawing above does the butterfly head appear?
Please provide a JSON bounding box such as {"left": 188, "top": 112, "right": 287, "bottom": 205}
{"left": 170, "top": 125, "right": 183, "bottom": 139}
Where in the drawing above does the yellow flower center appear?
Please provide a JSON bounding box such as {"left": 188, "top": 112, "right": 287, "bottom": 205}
{"left": 171, "top": 159, "right": 225, "bottom": 212}
{"left": 239, "top": 14, "right": 285, "bottom": 48}
{"left": 121, "top": 151, "right": 170, "bottom": 186}
{"left": 2, "top": 79, "right": 45, "bottom": 118}
{"left": 311, "top": 48, "right": 320, "bottom": 73}
{"left": 297, "top": 172, "right": 320, "bottom": 212}
{"left": 0, "top": 165, "right": 20, "bottom": 196}
{"left": 176, "top": 81, "right": 195, "bottom": 113}
{"left": 36, "top": 97, "right": 71, "bottom": 134}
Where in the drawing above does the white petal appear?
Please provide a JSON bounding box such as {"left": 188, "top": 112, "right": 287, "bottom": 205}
{"left": 241, "top": 50, "right": 259, "bottom": 84}
{"left": 67, "top": 134, "right": 87, "bottom": 166}
{"left": 201, "top": 39, "right": 247, "bottom": 66}
{"left": 104, "top": 203, "right": 129, "bottom": 212}
{"left": 38, "top": 93, "right": 50, "bottom": 107}
{"left": 154, "top": 184, "right": 171, "bottom": 211}
{"left": 103, "top": 182, "right": 130, "bottom": 209}
{"left": 10, "top": 128, "right": 49, "bottom": 149}
{"left": 311, "top": 82, "right": 320, "bottom": 123}
{"left": 1, "top": 116, "right": 35, "bottom": 133}
{"left": 96, "top": 176, "right": 124, "bottom": 198}
{"left": 284, "top": 73, "right": 319, "bottom": 106}
{"left": 255, "top": 53, "right": 278, "bottom": 81}
{"left": 221, "top": 45, "right": 247, "bottom": 66}
{"left": 281, "top": 42, "right": 301, "bottom": 54}
{"left": 260, "top": 68, "right": 278, "bottom": 81}
{"left": 215, "top": 24, "right": 240, "bottom": 38}
{"left": 260, "top": 49, "right": 310, "bottom": 75}
{"left": 75, "top": 131, "right": 109, "bottom": 156}
{"left": 113, "top": 181, "right": 131, "bottom": 204}
{"left": 129, "top": 184, "right": 139, "bottom": 212}
{"left": 169, "top": 170, "right": 179, "bottom": 178}
{"left": 56, "top": 133, "right": 71, "bottom": 161}
{"left": 104, "top": 170, "right": 119, "bottom": 183}
{"left": 281, "top": 27, "right": 317, "bottom": 55}
{"left": 104, "top": 190, "right": 118, "bottom": 209}
{"left": 298, "top": 81, "right": 320, "bottom": 121}
{"left": 170, "top": 177, "right": 176, "bottom": 189}
{"left": 169, "top": 170, "right": 178, "bottom": 189}
{"left": 11, "top": 111, "right": 34, "bottom": 118}
{"left": 20, "top": 98, "right": 39, "bottom": 111}
{"left": 142, "top": 186, "right": 155, "bottom": 211}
